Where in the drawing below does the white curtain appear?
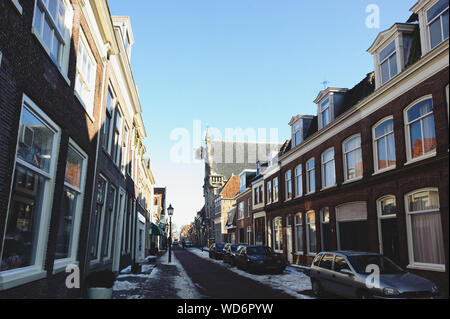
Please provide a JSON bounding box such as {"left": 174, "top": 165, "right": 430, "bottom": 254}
{"left": 411, "top": 212, "right": 445, "bottom": 265}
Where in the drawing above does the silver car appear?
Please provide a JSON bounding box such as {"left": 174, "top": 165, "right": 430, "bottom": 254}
{"left": 310, "top": 251, "right": 439, "bottom": 299}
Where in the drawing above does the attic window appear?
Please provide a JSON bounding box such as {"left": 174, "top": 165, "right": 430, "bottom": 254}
{"left": 427, "top": 0, "right": 449, "bottom": 49}
{"left": 379, "top": 40, "right": 398, "bottom": 85}
{"left": 320, "top": 98, "right": 331, "bottom": 128}
{"left": 293, "top": 122, "right": 302, "bottom": 146}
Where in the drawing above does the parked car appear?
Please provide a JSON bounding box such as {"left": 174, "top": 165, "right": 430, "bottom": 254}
{"left": 235, "top": 246, "right": 286, "bottom": 274}
{"left": 209, "top": 243, "right": 226, "bottom": 260}
{"left": 222, "top": 244, "right": 244, "bottom": 266}
{"left": 184, "top": 241, "right": 193, "bottom": 248}
{"left": 310, "top": 251, "right": 439, "bottom": 299}
{"left": 172, "top": 241, "right": 179, "bottom": 246}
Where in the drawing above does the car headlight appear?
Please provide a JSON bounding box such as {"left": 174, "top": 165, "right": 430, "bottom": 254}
{"left": 383, "top": 287, "right": 400, "bottom": 296}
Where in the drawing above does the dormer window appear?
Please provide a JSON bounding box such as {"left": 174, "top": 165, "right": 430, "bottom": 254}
{"left": 320, "top": 98, "right": 331, "bottom": 127}
{"left": 293, "top": 122, "right": 302, "bottom": 147}
{"left": 379, "top": 40, "right": 398, "bottom": 85}
{"left": 427, "top": 0, "right": 449, "bottom": 49}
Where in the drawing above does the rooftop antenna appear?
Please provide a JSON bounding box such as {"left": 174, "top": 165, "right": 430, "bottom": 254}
{"left": 321, "top": 80, "right": 330, "bottom": 90}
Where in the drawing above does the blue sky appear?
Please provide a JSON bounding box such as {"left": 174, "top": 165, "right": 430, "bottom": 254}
{"left": 108, "top": 0, "right": 416, "bottom": 230}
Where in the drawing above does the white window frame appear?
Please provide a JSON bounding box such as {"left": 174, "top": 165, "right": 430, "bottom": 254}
{"left": 404, "top": 96, "right": 437, "bottom": 164}
{"left": 247, "top": 226, "right": 252, "bottom": 245}
{"left": 121, "top": 123, "right": 130, "bottom": 174}
{"left": 74, "top": 28, "right": 97, "bottom": 118}
{"left": 90, "top": 175, "right": 108, "bottom": 264}
{"left": 343, "top": 134, "right": 363, "bottom": 183}
{"left": 238, "top": 201, "right": 244, "bottom": 220}
{"left": 0, "top": 95, "right": 61, "bottom": 291}
{"left": 285, "top": 170, "right": 292, "bottom": 201}
{"left": 373, "top": 117, "right": 396, "bottom": 174}
{"left": 267, "top": 181, "right": 272, "bottom": 204}
{"left": 103, "top": 86, "right": 116, "bottom": 154}
{"left": 376, "top": 195, "right": 397, "bottom": 255}
{"left": 306, "top": 211, "right": 317, "bottom": 256}
{"left": 306, "top": 158, "right": 315, "bottom": 194}
{"left": 378, "top": 40, "right": 398, "bottom": 85}
{"left": 53, "top": 139, "right": 88, "bottom": 273}
{"left": 321, "top": 148, "right": 336, "bottom": 190}
{"left": 404, "top": 188, "right": 445, "bottom": 272}
{"left": 114, "top": 107, "right": 124, "bottom": 168}
{"left": 292, "top": 121, "right": 302, "bottom": 147}
{"left": 295, "top": 165, "right": 303, "bottom": 198}
{"left": 320, "top": 98, "right": 332, "bottom": 128}
{"left": 294, "top": 213, "right": 303, "bottom": 254}
{"left": 272, "top": 217, "right": 283, "bottom": 253}
{"left": 31, "top": 0, "right": 73, "bottom": 83}
{"left": 426, "top": 0, "right": 449, "bottom": 50}
{"left": 102, "top": 185, "right": 117, "bottom": 261}
{"left": 320, "top": 207, "right": 330, "bottom": 251}
{"left": 11, "top": 0, "right": 23, "bottom": 14}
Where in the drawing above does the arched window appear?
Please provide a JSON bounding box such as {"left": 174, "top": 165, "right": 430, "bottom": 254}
{"left": 321, "top": 148, "right": 336, "bottom": 188}
{"left": 373, "top": 118, "right": 396, "bottom": 172}
{"left": 405, "top": 189, "right": 445, "bottom": 271}
{"left": 343, "top": 135, "right": 363, "bottom": 181}
{"left": 405, "top": 97, "right": 436, "bottom": 161}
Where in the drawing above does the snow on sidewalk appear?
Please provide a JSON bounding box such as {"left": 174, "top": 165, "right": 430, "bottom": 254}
{"left": 186, "top": 248, "right": 314, "bottom": 299}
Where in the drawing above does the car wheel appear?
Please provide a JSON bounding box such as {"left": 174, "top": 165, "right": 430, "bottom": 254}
{"left": 312, "top": 280, "right": 324, "bottom": 298}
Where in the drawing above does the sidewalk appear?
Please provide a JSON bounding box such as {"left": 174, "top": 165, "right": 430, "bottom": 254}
{"left": 112, "top": 250, "right": 201, "bottom": 299}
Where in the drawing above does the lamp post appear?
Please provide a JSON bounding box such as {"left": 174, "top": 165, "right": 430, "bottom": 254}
{"left": 167, "top": 204, "right": 174, "bottom": 263}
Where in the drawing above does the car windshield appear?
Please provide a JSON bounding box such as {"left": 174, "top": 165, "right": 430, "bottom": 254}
{"left": 230, "top": 245, "right": 239, "bottom": 251}
{"left": 247, "top": 247, "right": 272, "bottom": 256}
{"left": 348, "top": 255, "right": 405, "bottom": 275}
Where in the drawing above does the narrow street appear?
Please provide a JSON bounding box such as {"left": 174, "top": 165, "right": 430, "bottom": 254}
{"left": 173, "top": 247, "right": 295, "bottom": 299}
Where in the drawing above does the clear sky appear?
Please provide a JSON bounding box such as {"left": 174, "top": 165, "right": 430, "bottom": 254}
{"left": 108, "top": 0, "right": 416, "bottom": 230}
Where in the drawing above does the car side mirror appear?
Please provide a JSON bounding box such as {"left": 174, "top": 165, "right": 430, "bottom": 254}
{"left": 340, "top": 269, "right": 354, "bottom": 276}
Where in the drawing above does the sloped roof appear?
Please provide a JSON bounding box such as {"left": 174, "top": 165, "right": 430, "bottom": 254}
{"left": 219, "top": 175, "right": 241, "bottom": 199}
{"left": 208, "top": 140, "right": 284, "bottom": 180}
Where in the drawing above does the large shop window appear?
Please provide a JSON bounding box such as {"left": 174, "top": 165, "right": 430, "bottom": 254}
{"left": 321, "top": 148, "right": 336, "bottom": 188}
{"left": 0, "top": 98, "right": 60, "bottom": 290}
{"left": 54, "top": 142, "right": 87, "bottom": 271}
{"left": 335, "top": 202, "right": 369, "bottom": 252}
{"left": 377, "top": 196, "right": 400, "bottom": 264}
{"left": 32, "top": 0, "right": 72, "bottom": 74}
{"left": 405, "top": 97, "right": 436, "bottom": 162}
{"left": 273, "top": 217, "right": 283, "bottom": 253}
{"left": 294, "top": 213, "right": 303, "bottom": 253}
{"left": 343, "top": 135, "right": 363, "bottom": 182}
{"left": 427, "top": 0, "right": 449, "bottom": 49}
{"left": 373, "top": 118, "right": 396, "bottom": 172}
{"left": 406, "top": 189, "right": 445, "bottom": 271}
{"left": 306, "top": 211, "right": 317, "bottom": 255}
{"left": 320, "top": 208, "right": 331, "bottom": 251}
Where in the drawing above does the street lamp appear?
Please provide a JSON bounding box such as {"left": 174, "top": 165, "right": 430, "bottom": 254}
{"left": 167, "top": 204, "right": 174, "bottom": 263}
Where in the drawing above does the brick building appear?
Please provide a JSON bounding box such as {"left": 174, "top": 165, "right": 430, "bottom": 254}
{"left": 262, "top": 0, "right": 449, "bottom": 292}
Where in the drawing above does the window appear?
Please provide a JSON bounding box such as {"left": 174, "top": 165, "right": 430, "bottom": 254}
{"left": 306, "top": 159, "right": 315, "bottom": 193}
{"left": 103, "top": 88, "right": 114, "bottom": 152}
{"left": 285, "top": 170, "right": 292, "bottom": 200}
{"left": 320, "top": 208, "right": 331, "bottom": 251}
{"left": 1, "top": 98, "right": 60, "bottom": 288}
{"left": 320, "top": 98, "right": 332, "bottom": 128}
{"left": 55, "top": 143, "right": 87, "bottom": 269}
{"left": 267, "top": 181, "right": 272, "bottom": 204}
{"left": 239, "top": 228, "right": 245, "bottom": 244}
{"left": 306, "top": 211, "right": 317, "bottom": 255}
{"left": 247, "top": 198, "right": 251, "bottom": 217}
{"left": 373, "top": 118, "right": 396, "bottom": 172}
{"left": 113, "top": 108, "right": 123, "bottom": 167}
{"left": 90, "top": 176, "right": 107, "bottom": 261}
{"left": 294, "top": 213, "right": 303, "bottom": 253}
{"left": 258, "top": 185, "right": 263, "bottom": 204}
{"left": 238, "top": 202, "right": 244, "bottom": 220}
{"left": 427, "top": 0, "right": 449, "bottom": 49}
{"left": 32, "top": 0, "right": 70, "bottom": 72}
{"left": 247, "top": 226, "right": 252, "bottom": 245}
{"left": 405, "top": 98, "right": 436, "bottom": 161}
{"left": 295, "top": 165, "right": 303, "bottom": 197}
{"left": 273, "top": 178, "right": 279, "bottom": 202}
{"left": 343, "top": 135, "right": 363, "bottom": 181}
{"left": 377, "top": 196, "right": 400, "bottom": 263}
{"left": 406, "top": 189, "right": 445, "bottom": 271}
{"left": 334, "top": 255, "right": 351, "bottom": 272}
{"left": 319, "top": 254, "right": 334, "bottom": 270}
{"left": 379, "top": 40, "right": 398, "bottom": 85}
{"left": 75, "top": 29, "right": 97, "bottom": 116}
{"left": 273, "top": 217, "right": 283, "bottom": 252}
{"left": 102, "top": 186, "right": 116, "bottom": 259}
{"left": 321, "top": 148, "right": 336, "bottom": 188}
{"left": 121, "top": 125, "right": 129, "bottom": 173}
{"left": 293, "top": 122, "right": 302, "bottom": 146}
{"left": 254, "top": 187, "right": 259, "bottom": 205}
{"left": 240, "top": 174, "right": 246, "bottom": 190}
